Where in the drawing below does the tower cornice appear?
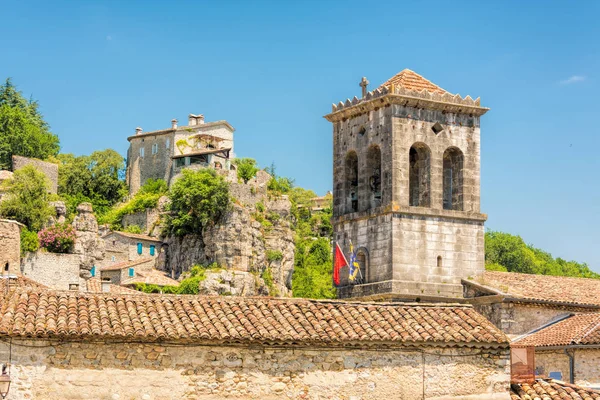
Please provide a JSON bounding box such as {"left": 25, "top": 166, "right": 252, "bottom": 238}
{"left": 324, "top": 84, "right": 489, "bottom": 123}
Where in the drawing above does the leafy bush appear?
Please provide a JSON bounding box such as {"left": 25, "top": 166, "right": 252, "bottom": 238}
{"left": 38, "top": 223, "right": 76, "bottom": 253}
{"left": 267, "top": 176, "right": 293, "bottom": 194}
{"left": 261, "top": 267, "right": 279, "bottom": 296}
{"left": 99, "top": 179, "right": 167, "bottom": 229}
{"left": 255, "top": 202, "right": 265, "bottom": 213}
{"left": 233, "top": 158, "right": 259, "bottom": 184}
{"left": 0, "top": 165, "right": 53, "bottom": 231}
{"left": 165, "top": 169, "right": 230, "bottom": 236}
{"left": 123, "top": 225, "right": 142, "bottom": 234}
{"left": 266, "top": 250, "right": 283, "bottom": 263}
{"left": 20, "top": 228, "right": 39, "bottom": 255}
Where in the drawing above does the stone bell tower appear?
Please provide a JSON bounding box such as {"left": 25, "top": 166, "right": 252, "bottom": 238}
{"left": 325, "top": 69, "right": 489, "bottom": 300}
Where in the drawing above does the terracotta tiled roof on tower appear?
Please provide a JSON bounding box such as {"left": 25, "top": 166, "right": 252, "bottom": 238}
{"left": 379, "top": 69, "right": 449, "bottom": 94}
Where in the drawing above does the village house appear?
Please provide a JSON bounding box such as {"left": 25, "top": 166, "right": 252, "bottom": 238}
{"left": 126, "top": 113, "right": 235, "bottom": 195}
{"left": 462, "top": 271, "right": 600, "bottom": 337}
{"left": 96, "top": 257, "right": 154, "bottom": 285}
{"left": 101, "top": 231, "right": 162, "bottom": 266}
{"left": 0, "top": 284, "right": 511, "bottom": 400}
{"left": 511, "top": 312, "right": 600, "bottom": 387}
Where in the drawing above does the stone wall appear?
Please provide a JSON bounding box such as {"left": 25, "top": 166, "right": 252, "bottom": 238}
{"left": 472, "top": 302, "right": 574, "bottom": 338}
{"left": 21, "top": 251, "right": 83, "bottom": 290}
{"left": 12, "top": 155, "right": 58, "bottom": 194}
{"left": 127, "top": 131, "right": 175, "bottom": 195}
{"left": 0, "top": 219, "right": 22, "bottom": 274}
{"left": 534, "top": 349, "right": 600, "bottom": 387}
{"left": 0, "top": 339, "right": 510, "bottom": 400}
{"left": 122, "top": 208, "right": 160, "bottom": 235}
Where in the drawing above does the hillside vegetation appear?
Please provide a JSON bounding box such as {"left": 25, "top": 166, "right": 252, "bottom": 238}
{"left": 485, "top": 230, "right": 598, "bottom": 278}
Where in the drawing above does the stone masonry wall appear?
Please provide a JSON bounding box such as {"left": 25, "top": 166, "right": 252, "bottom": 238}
{"left": 12, "top": 155, "right": 58, "bottom": 194}
{"left": 20, "top": 251, "right": 83, "bottom": 290}
{"left": 0, "top": 219, "right": 21, "bottom": 274}
{"left": 472, "top": 302, "right": 573, "bottom": 339}
{"left": 0, "top": 339, "right": 510, "bottom": 400}
{"left": 127, "top": 132, "right": 175, "bottom": 195}
{"left": 534, "top": 349, "right": 600, "bottom": 387}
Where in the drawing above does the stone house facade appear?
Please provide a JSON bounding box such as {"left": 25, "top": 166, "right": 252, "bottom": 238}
{"left": 20, "top": 252, "right": 82, "bottom": 291}
{"left": 0, "top": 219, "right": 22, "bottom": 275}
{"left": 512, "top": 313, "right": 600, "bottom": 387}
{"left": 97, "top": 257, "right": 154, "bottom": 285}
{"left": 101, "top": 231, "right": 161, "bottom": 266}
{"left": 326, "top": 70, "right": 488, "bottom": 300}
{"left": 126, "top": 113, "right": 235, "bottom": 195}
{"left": 0, "top": 288, "right": 511, "bottom": 400}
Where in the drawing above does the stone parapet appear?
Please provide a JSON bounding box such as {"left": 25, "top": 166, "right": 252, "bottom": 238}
{"left": 337, "top": 279, "right": 464, "bottom": 300}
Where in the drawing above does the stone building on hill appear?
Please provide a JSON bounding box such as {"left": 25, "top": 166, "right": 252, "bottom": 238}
{"left": 126, "top": 113, "right": 235, "bottom": 195}
{"left": 326, "top": 69, "right": 488, "bottom": 300}
{"left": 0, "top": 286, "right": 511, "bottom": 399}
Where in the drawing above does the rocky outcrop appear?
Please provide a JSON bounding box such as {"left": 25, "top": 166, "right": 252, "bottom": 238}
{"left": 198, "top": 270, "right": 268, "bottom": 296}
{"left": 72, "top": 203, "right": 104, "bottom": 279}
{"left": 163, "top": 181, "right": 295, "bottom": 297}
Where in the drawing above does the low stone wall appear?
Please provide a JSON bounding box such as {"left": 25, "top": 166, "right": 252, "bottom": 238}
{"left": 20, "top": 251, "right": 83, "bottom": 290}
{"left": 0, "top": 219, "right": 22, "bottom": 274}
{"left": 0, "top": 339, "right": 510, "bottom": 400}
{"left": 122, "top": 208, "right": 160, "bottom": 235}
{"left": 535, "top": 348, "right": 600, "bottom": 387}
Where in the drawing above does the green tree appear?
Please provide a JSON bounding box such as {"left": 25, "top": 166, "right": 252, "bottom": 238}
{"left": 0, "top": 165, "right": 53, "bottom": 231}
{"left": 485, "top": 230, "right": 599, "bottom": 278}
{"left": 0, "top": 78, "right": 60, "bottom": 168}
{"left": 53, "top": 149, "right": 127, "bottom": 216}
{"left": 166, "top": 169, "right": 230, "bottom": 236}
{"left": 233, "top": 158, "right": 259, "bottom": 183}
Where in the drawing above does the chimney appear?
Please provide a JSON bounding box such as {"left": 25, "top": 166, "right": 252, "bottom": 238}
{"left": 197, "top": 114, "right": 205, "bottom": 124}
{"left": 135, "top": 127, "right": 143, "bottom": 135}
{"left": 101, "top": 278, "right": 111, "bottom": 293}
{"left": 171, "top": 119, "right": 178, "bottom": 129}
{"left": 188, "top": 114, "right": 197, "bottom": 126}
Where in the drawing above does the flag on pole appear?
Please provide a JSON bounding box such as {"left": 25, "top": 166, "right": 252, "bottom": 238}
{"left": 348, "top": 241, "right": 361, "bottom": 282}
{"left": 333, "top": 243, "right": 348, "bottom": 286}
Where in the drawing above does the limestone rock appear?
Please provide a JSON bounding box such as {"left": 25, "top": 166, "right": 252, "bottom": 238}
{"left": 73, "top": 202, "right": 98, "bottom": 232}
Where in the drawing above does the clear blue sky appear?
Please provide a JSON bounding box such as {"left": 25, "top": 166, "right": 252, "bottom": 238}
{"left": 1, "top": 1, "right": 598, "bottom": 270}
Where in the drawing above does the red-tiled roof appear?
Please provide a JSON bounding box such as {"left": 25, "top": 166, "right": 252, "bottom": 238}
{"left": 86, "top": 278, "right": 140, "bottom": 295}
{"left": 99, "top": 257, "right": 155, "bottom": 271}
{"left": 513, "top": 313, "right": 600, "bottom": 347}
{"left": 0, "top": 290, "right": 508, "bottom": 346}
{"left": 122, "top": 269, "right": 179, "bottom": 287}
{"left": 103, "top": 231, "right": 162, "bottom": 242}
{"left": 379, "top": 69, "right": 449, "bottom": 94}
{"left": 466, "top": 271, "right": 600, "bottom": 307}
{"left": 511, "top": 379, "right": 600, "bottom": 399}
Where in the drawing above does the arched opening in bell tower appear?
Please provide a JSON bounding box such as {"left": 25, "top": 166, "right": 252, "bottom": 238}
{"left": 366, "top": 145, "right": 382, "bottom": 209}
{"left": 443, "top": 147, "right": 464, "bottom": 211}
{"left": 344, "top": 151, "right": 359, "bottom": 213}
{"left": 409, "top": 143, "right": 431, "bottom": 207}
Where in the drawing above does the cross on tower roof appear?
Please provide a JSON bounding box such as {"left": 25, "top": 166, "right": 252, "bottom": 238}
{"left": 359, "top": 77, "right": 369, "bottom": 98}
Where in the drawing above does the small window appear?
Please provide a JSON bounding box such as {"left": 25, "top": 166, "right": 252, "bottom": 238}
{"left": 128, "top": 267, "right": 134, "bottom": 277}
{"left": 152, "top": 143, "right": 158, "bottom": 155}
{"left": 137, "top": 242, "right": 143, "bottom": 255}
{"left": 166, "top": 138, "right": 170, "bottom": 149}
{"left": 432, "top": 122, "right": 443, "bottom": 134}
{"left": 90, "top": 266, "right": 96, "bottom": 277}
{"left": 139, "top": 147, "right": 145, "bottom": 158}
{"left": 175, "top": 158, "right": 186, "bottom": 168}
{"left": 150, "top": 245, "right": 155, "bottom": 256}
{"left": 437, "top": 256, "right": 442, "bottom": 268}
{"left": 111, "top": 256, "right": 116, "bottom": 262}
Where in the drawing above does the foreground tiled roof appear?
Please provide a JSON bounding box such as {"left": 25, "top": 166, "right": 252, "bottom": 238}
{"left": 513, "top": 313, "right": 600, "bottom": 347}
{"left": 511, "top": 379, "right": 600, "bottom": 399}
{"left": 467, "top": 271, "right": 600, "bottom": 307}
{"left": 0, "top": 290, "right": 508, "bottom": 346}
{"left": 122, "top": 269, "right": 179, "bottom": 287}
{"left": 379, "top": 69, "right": 448, "bottom": 94}
{"left": 99, "top": 257, "right": 155, "bottom": 271}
